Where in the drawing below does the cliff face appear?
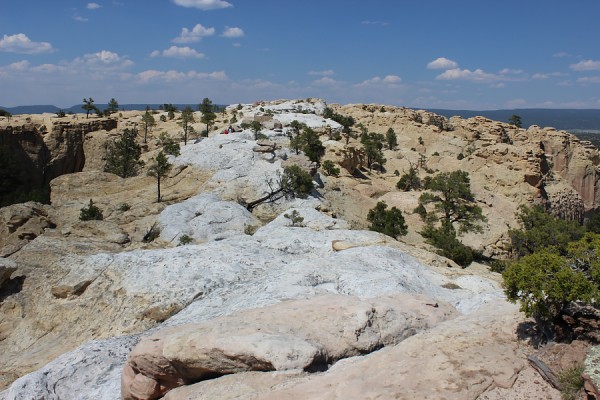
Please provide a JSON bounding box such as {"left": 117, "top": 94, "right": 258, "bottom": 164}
{"left": 0, "top": 119, "right": 117, "bottom": 198}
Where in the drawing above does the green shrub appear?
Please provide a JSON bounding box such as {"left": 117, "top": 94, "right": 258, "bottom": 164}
{"left": 396, "top": 165, "right": 421, "bottom": 191}
{"left": 178, "top": 234, "right": 193, "bottom": 245}
{"left": 557, "top": 363, "right": 585, "bottom": 400}
{"left": 509, "top": 205, "right": 585, "bottom": 257}
{"left": 367, "top": 201, "right": 407, "bottom": 238}
{"left": 457, "top": 153, "right": 465, "bottom": 160}
{"left": 119, "top": 203, "right": 131, "bottom": 212}
{"left": 503, "top": 250, "right": 597, "bottom": 329}
{"left": 322, "top": 160, "right": 340, "bottom": 177}
{"left": 80, "top": 199, "right": 104, "bottom": 221}
{"left": 244, "top": 224, "right": 258, "bottom": 235}
{"left": 421, "top": 224, "right": 474, "bottom": 267}
{"left": 284, "top": 210, "right": 304, "bottom": 227}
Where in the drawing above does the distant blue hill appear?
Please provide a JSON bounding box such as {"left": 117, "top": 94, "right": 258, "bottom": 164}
{"left": 426, "top": 108, "right": 600, "bottom": 131}
{"left": 0, "top": 104, "right": 225, "bottom": 115}
{"left": 2, "top": 104, "right": 600, "bottom": 131}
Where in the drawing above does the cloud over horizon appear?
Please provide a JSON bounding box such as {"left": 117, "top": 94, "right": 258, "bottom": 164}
{"left": 151, "top": 46, "right": 205, "bottom": 59}
{"left": 173, "top": 24, "right": 215, "bottom": 43}
{"left": 427, "top": 57, "right": 458, "bottom": 70}
{"left": 172, "top": 0, "right": 232, "bottom": 10}
{"left": 0, "top": 33, "right": 54, "bottom": 54}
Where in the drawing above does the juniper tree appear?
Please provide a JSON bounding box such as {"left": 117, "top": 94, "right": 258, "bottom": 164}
{"left": 180, "top": 107, "right": 195, "bottom": 145}
{"left": 106, "top": 98, "right": 119, "bottom": 115}
{"left": 199, "top": 98, "right": 216, "bottom": 137}
{"left": 141, "top": 110, "right": 156, "bottom": 143}
{"left": 105, "top": 128, "right": 144, "bottom": 178}
{"left": 82, "top": 98, "right": 98, "bottom": 119}
{"left": 367, "top": 201, "right": 407, "bottom": 238}
{"left": 147, "top": 151, "right": 171, "bottom": 203}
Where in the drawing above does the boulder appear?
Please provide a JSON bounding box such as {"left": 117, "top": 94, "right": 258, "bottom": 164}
{"left": 584, "top": 345, "right": 600, "bottom": 399}
{"left": 122, "top": 293, "right": 458, "bottom": 400}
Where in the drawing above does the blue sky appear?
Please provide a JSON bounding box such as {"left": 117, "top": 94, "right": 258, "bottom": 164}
{"left": 1, "top": 0, "right": 600, "bottom": 109}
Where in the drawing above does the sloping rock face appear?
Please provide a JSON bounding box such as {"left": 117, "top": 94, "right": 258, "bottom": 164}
{"left": 0, "top": 202, "right": 53, "bottom": 257}
{"left": 122, "top": 294, "right": 457, "bottom": 400}
{"left": 0, "top": 208, "right": 505, "bottom": 399}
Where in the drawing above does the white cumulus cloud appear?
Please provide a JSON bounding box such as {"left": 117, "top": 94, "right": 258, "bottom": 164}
{"left": 221, "top": 27, "right": 244, "bottom": 38}
{"left": 0, "top": 33, "right": 54, "bottom": 54}
{"left": 151, "top": 46, "right": 205, "bottom": 59}
{"left": 436, "top": 68, "right": 502, "bottom": 83}
{"left": 355, "top": 75, "right": 402, "bottom": 87}
{"left": 173, "top": 24, "right": 215, "bottom": 43}
{"left": 87, "top": 2, "right": 101, "bottom": 9}
{"left": 172, "top": 0, "right": 232, "bottom": 10}
{"left": 137, "top": 69, "right": 227, "bottom": 83}
{"left": 570, "top": 60, "right": 600, "bottom": 71}
{"left": 427, "top": 57, "right": 458, "bottom": 70}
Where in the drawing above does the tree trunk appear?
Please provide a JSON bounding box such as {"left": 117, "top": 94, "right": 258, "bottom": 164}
{"left": 157, "top": 174, "right": 161, "bottom": 203}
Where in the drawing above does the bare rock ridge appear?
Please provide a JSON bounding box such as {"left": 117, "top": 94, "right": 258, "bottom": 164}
{"left": 0, "top": 99, "right": 596, "bottom": 399}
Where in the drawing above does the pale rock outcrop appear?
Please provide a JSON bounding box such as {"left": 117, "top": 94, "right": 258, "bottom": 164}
{"left": 161, "top": 301, "right": 528, "bottom": 400}
{"left": 584, "top": 345, "right": 600, "bottom": 399}
{"left": 0, "top": 202, "right": 53, "bottom": 257}
{"left": 0, "top": 208, "right": 503, "bottom": 398}
{"left": 122, "top": 293, "right": 458, "bottom": 400}
{"left": 158, "top": 193, "right": 260, "bottom": 243}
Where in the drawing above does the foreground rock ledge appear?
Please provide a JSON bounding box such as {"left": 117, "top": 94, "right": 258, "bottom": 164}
{"left": 121, "top": 293, "right": 457, "bottom": 400}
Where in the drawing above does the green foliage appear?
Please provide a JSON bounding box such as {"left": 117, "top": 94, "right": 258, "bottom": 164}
{"left": 105, "top": 128, "right": 144, "bottom": 178}
{"left": 421, "top": 224, "right": 474, "bottom": 267}
{"left": 82, "top": 98, "right": 98, "bottom": 119}
{"left": 147, "top": 151, "right": 172, "bottom": 202}
{"left": 457, "top": 153, "right": 465, "bottom": 160}
{"left": 281, "top": 165, "right": 313, "bottom": 199}
{"left": 199, "top": 98, "right": 217, "bottom": 135}
{"left": 118, "top": 203, "right": 131, "bottom": 212}
{"left": 418, "top": 136, "right": 424, "bottom": 145}
{"left": 55, "top": 110, "right": 66, "bottom": 118}
{"left": 367, "top": 201, "right": 408, "bottom": 238}
{"left": 509, "top": 114, "right": 522, "bottom": 128}
{"left": 106, "top": 98, "right": 119, "bottom": 115}
{"left": 250, "top": 120, "right": 262, "bottom": 140}
{"left": 162, "top": 104, "right": 178, "bottom": 120}
{"left": 396, "top": 165, "right": 421, "bottom": 191}
{"left": 157, "top": 132, "right": 180, "bottom": 156}
{"left": 0, "top": 109, "right": 11, "bottom": 119}
{"left": 385, "top": 128, "right": 398, "bottom": 150}
{"left": 301, "top": 127, "right": 325, "bottom": 164}
{"left": 79, "top": 199, "right": 104, "bottom": 221}
{"left": 503, "top": 250, "right": 597, "bottom": 323}
{"left": 557, "top": 363, "right": 585, "bottom": 400}
{"left": 180, "top": 107, "right": 195, "bottom": 145}
{"left": 360, "top": 132, "right": 386, "bottom": 171}
{"left": 418, "top": 170, "right": 486, "bottom": 234}
{"left": 244, "top": 224, "right": 258, "bottom": 235}
{"left": 141, "top": 110, "right": 156, "bottom": 143}
{"left": 321, "top": 160, "right": 340, "bottom": 177}
{"left": 284, "top": 210, "right": 305, "bottom": 227}
{"left": 585, "top": 209, "right": 600, "bottom": 233}
{"left": 178, "top": 234, "right": 193, "bottom": 246}
{"left": 432, "top": 151, "right": 440, "bottom": 156}
{"left": 323, "top": 107, "right": 355, "bottom": 135}
{"left": 509, "top": 205, "right": 585, "bottom": 257}
{"left": 159, "top": 115, "right": 167, "bottom": 122}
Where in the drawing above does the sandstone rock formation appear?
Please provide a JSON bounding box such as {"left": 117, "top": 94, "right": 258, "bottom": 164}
{"left": 0, "top": 100, "right": 597, "bottom": 399}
